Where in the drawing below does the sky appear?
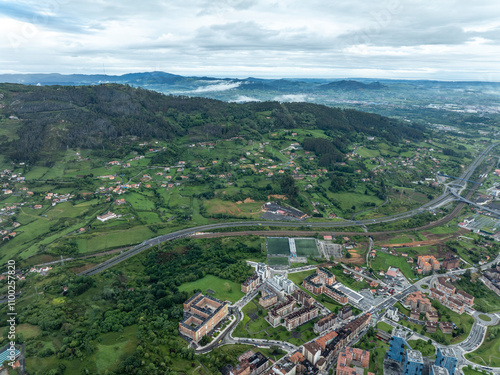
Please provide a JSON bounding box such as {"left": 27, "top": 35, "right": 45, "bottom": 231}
{"left": 1, "top": 0, "right": 500, "bottom": 80}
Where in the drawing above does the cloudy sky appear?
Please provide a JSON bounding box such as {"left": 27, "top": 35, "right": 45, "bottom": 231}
{"left": 1, "top": 0, "right": 500, "bottom": 80}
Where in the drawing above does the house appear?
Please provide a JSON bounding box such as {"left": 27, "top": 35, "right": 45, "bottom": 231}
{"left": 97, "top": 212, "right": 117, "bottom": 222}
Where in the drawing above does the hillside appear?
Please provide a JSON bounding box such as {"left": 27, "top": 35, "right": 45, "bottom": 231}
{"left": 0, "top": 83, "right": 424, "bottom": 164}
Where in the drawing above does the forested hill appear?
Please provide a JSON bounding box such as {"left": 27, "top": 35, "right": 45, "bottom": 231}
{"left": 0, "top": 83, "right": 425, "bottom": 164}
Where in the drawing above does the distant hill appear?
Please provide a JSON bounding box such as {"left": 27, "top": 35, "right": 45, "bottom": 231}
{"left": 0, "top": 83, "right": 425, "bottom": 164}
{"left": 317, "top": 80, "right": 386, "bottom": 91}
{"left": 0, "top": 71, "right": 185, "bottom": 85}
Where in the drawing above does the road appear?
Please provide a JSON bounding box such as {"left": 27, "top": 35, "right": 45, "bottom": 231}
{"left": 79, "top": 143, "right": 497, "bottom": 277}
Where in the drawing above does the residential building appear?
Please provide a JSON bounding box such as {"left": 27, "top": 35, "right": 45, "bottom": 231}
{"left": 439, "top": 322, "right": 454, "bottom": 334}
{"left": 259, "top": 289, "right": 277, "bottom": 308}
{"left": 429, "top": 287, "right": 446, "bottom": 303}
{"left": 322, "top": 284, "right": 349, "bottom": 304}
{"left": 179, "top": 293, "right": 229, "bottom": 342}
{"left": 285, "top": 305, "right": 319, "bottom": 331}
{"left": 435, "top": 348, "right": 457, "bottom": 375}
{"left": 336, "top": 347, "right": 370, "bottom": 375}
{"left": 388, "top": 334, "right": 407, "bottom": 362}
{"left": 338, "top": 306, "right": 352, "bottom": 320}
{"left": 268, "top": 296, "right": 296, "bottom": 326}
{"left": 403, "top": 350, "right": 424, "bottom": 375}
{"left": 302, "top": 341, "right": 322, "bottom": 365}
{"left": 446, "top": 297, "right": 465, "bottom": 314}
{"left": 293, "top": 288, "right": 315, "bottom": 307}
{"left": 302, "top": 267, "right": 335, "bottom": 295}
{"left": 426, "top": 311, "right": 439, "bottom": 322}
{"left": 302, "top": 267, "right": 348, "bottom": 304}
{"left": 262, "top": 359, "right": 296, "bottom": 375}
{"left": 455, "top": 290, "right": 474, "bottom": 307}
{"left": 272, "top": 274, "right": 296, "bottom": 294}
{"left": 418, "top": 255, "right": 441, "bottom": 273}
{"left": 410, "top": 310, "right": 420, "bottom": 320}
{"left": 314, "top": 312, "right": 337, "bottom": 334}
{"left": 256, "top": 263, "right": 270, "bottom": 282}
{"left": 442, "top": 254, "right": 460, "bottom": 270}
{"left": 289, "top": 351, "right": 305, "bottom": 364}
{"left": 242, "top": 274, "right": 260, "bottom": 293}
{"left": 315, "top": 330, "right": 338, "bottom": 350}
{"left": 430, "top": 365, "right": 449, "bottom": 375}
{"left": 426, "top": 321, "right": 438, "bottom": 333}
{"left": 230, "top": 352, "right": 269, "bottom": 375}
{"left": 436, "top": 277, "right": 456, "bottom": 295}
{"left": 405, "top": 291, "right": 432, "bottom": 312}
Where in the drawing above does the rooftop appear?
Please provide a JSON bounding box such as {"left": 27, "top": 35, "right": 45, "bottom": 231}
{"left": 431, "top": 365, "right": 449, "bottom": 375}
{"left": 406, "top": 350, "right": 423, "bottom": 363}
{"left": 439, "top": 347, "right": 456, "bottom": 357}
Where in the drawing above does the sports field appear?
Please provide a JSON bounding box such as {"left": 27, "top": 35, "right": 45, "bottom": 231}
{"left": 267, "top": 237, "right": 290, "bottom": 255}
{"left": 294, "top": 239, "right": 319, "bottom": 256}
{"left": 268, "top": 257, "right": 289, "bottom": 266}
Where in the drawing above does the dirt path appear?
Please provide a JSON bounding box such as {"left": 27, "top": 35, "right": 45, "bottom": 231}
{"left": 380, "top": 237, "right": 453, "bottom": 248}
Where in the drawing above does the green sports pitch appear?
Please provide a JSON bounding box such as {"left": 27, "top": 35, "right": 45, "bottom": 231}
{"left": 294, "top": 239, "right": 319, "bottom": 257}
{"left": 267, "top": 257, "right": 289, "bottom": 266}
{"left": 266, "top": 237, "right": 290, "bottom": 255}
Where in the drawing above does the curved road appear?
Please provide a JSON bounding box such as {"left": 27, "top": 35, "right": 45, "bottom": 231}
{"left": 79, "top": 143, "right": 498, "bottom": 277}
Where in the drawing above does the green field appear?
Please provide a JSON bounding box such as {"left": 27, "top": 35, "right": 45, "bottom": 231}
{"left": 407, "top": 339, "right": 436, "bottom": 358}
{"left": 178, "top": 275, "right": 244, "bottom": 303}
{"left": 267, "top": 237, "right": 290, "bottom": 255}
{"left": 17, "top": 323, "right": 41, "bottom": 339}
{"left": 267, "top": 257, "right": 289, "bottom": 266}
{"left": 288, "top": 269, "right": 315, "bottom": 286}
{"left": 462, "top": 366, "right": 493, "bottom": 375}
{"left": 294, "top": 238, "right": 319, "bottom": 256}
{"left": 376, "top": 321, "right": 394, "bottom": 334}
{"left": 371, "top": 251, "right": 418, "bottom": 281}
{"left": 466, "top": 326, "right": 500, "bottom": 367}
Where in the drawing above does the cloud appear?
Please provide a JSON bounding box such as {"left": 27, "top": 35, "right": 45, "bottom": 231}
{"left": 230, "top": 95, "right": 261, "bottom": 102}
{"left": 0, "top": 0, "right": 500, "bottom": 80}
{"left": 191, "top": 81, "right": 242, "bottom": 92}
{"left": 0, "top": 0, "right": 96, "bottom": 33}
{"left": 274, "top": 94, "right": 308, "bottom": 102}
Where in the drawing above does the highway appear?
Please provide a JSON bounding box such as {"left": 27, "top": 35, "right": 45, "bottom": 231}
{"left": 79, "top": 143, "right": 498, "bottom": 277}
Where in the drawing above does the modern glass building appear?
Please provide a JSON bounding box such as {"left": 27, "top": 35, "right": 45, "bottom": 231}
{"left": 403, "top": 350, "right": 424, "bottom": 375}
{"left": 435, "top": 347, "right": 457, "bottom": 375}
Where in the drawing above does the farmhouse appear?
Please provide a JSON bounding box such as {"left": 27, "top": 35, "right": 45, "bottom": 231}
{"left": 97, "top": 212, "right": 118, "bottom": 222}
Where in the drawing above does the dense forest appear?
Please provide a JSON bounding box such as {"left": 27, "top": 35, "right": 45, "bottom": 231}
{"left": 6, "top": 237, "right": 261, "bottom": 375}
{"left": 0, "top": 83, "right": 425, "bottom": 164}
